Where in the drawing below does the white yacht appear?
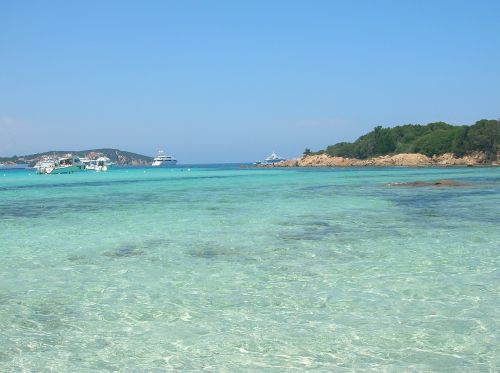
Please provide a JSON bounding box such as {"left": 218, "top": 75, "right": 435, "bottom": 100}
{"left": 265, "top": 152, "right": 286, "bottom": 163}
{"left": 36, "top": 155, "right": 86, "bottom": 174}
{"left": 254, "top": 152, "right": 286, "bottom": 165}
{"left": 152, "top": 150, "right": 177, "bottom": 167}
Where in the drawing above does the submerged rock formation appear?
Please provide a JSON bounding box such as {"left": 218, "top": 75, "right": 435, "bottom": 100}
{"left": 385, "top": 179, "right": 465, "bottom": 187}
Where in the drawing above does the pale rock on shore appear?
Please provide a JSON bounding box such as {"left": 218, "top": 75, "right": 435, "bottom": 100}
{"left": 274, "top": 152, "right": 490, "bottom": 167}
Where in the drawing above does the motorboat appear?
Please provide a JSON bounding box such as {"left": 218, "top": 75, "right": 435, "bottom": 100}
{"left": 33, "top": 156, "right": 57, "bottom": 173}
{"left": 36, "top": 155, "right": 85, "bottom": 174}
{"left": 152, "top": 150, "right": 177, "bottom": 167}
{"left": 85, "top": 156, "right": 114, "bottom": 172}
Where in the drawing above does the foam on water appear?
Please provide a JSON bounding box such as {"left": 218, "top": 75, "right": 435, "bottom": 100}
{"left": 0, "top": 166, "right": 499, "bottom": 370}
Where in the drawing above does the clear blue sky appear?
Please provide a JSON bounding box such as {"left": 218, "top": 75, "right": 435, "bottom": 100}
{"left": 1, "top": 0, "right": 499, "bottom": 163}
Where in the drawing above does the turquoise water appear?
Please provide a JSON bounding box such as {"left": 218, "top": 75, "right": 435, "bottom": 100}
{"left": 0, "top": 166, "right": 499, "bottom": 371}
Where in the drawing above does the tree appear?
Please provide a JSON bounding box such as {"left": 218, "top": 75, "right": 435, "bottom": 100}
{"left": 315, "top": 119, "right": 499, "bottom": 160}
{"left": 464, "top": 120, "right": 498, "bottom": 160}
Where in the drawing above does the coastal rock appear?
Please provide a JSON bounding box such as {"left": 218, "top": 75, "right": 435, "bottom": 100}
{"left": 432, "top": 152, "right": 487, "bottom": 166}
{"left": 378, "top": 153, "right": 432, "bottom": 166}
{"left": 274, "top": 152, "right": 489, "bottom": 167}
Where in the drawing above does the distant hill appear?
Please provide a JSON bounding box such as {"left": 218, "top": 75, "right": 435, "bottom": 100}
{"left": 308, "top": 119, "right": 499, "bottom": 161}
{"left": 0, "top": 148, "right": 153, "bottom": 166}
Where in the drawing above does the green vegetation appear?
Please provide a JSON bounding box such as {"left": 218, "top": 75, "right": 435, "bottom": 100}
{"left": 316, "top": 119, "right": 499, "bottom": 161}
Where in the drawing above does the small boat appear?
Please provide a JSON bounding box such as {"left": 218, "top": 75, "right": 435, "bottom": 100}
{"left": 79, "top": 157, "right": 91, "bottom": 167}
{"left": 33, "top": 156, "right": 57, "bottom": 173}
{"left": 152, "top": 150, "right": 177, "bottom": 167}
{"left": 36, "top": 155, "right": 85, "bottom": 174}
{"left": 85, "top": 156, "right": 114, "bottom": 172}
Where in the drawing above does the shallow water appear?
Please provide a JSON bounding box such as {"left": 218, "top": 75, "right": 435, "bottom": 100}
{"left": 0, "top": 166, "right": 499, "bottom": 371}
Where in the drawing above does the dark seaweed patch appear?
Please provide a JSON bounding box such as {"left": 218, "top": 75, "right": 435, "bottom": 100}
{"left": 384, "top": 187, "right": 500, "bottom": 225}
{"left": 299, "top": 184, "right": 337, "bottom": 192}
{"left": 187, "top": 243, "right": 256, "bottom": 263}
{"left": 144, "top": 238, "right": 169, "bottom": 248}
{"left": 103, "top": 245, "right": 144, "bottom": 258}
{"left": 101, "top": 238, "right": 169, "bottom": 259}
{"left": 0, "top": 207, "right": 43, "bottom": 219}
{"left": 188, "top": 247, "right": 230, "bottom": 259}
{"left": 276, "top": 217, "right": 337, "bottom": 242}
{"left": 67, "top": 255, "right": 86, "bottom": 262}
{"left": 388, "top": 189, "right": 497, "bottom": 209}
{"left": 278, "top": 224, "right": 336, "bottom": 242}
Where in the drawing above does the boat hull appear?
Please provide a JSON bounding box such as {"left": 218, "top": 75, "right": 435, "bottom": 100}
{"left": 85, "top": 164, "right": 109, "bottom": 172}
{"left": 152, "top": 160, "right": 178, "bottom": 167}
{"left": 47, "top": 165, "right": 85, "bottom": 174}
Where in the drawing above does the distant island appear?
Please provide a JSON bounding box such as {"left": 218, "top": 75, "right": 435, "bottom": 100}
{"left": 278, "top": 119, "right": 499, "bottom": 167}
{"left": 0, "top": 148, "right": 153, "bottom": 167}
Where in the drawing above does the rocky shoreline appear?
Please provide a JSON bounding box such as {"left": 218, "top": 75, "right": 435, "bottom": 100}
{"left": 271, "top": 152, "right": 497, "bottom": 167}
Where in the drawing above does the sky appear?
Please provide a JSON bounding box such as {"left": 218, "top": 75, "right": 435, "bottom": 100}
{"left": 1, "top": 0, "right": 499, "bottom": 163}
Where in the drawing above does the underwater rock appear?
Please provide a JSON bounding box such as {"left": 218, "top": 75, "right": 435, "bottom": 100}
{"left": 385, "top": 179, "right": 465, "bottom": 187}
{"left": 103, "top": 245, "right": 144, "bottom": 258}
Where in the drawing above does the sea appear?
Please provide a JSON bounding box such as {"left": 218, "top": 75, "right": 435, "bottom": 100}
{"left": 0, "top": 165, "right": 498, "bottom": 371}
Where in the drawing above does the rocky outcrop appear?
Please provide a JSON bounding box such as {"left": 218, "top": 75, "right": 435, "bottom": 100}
{"left": 431, "top": 152, "right": 488, "bottom": 165}
{"left": 273, "top": 152, "right": 490, "bottom": 167}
